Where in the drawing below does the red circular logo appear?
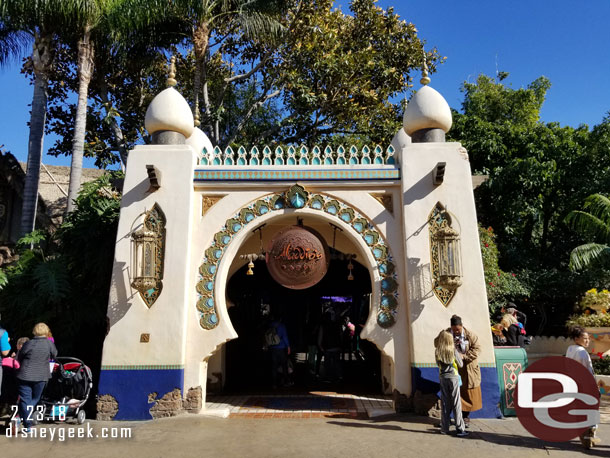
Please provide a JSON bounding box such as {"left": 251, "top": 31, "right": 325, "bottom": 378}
{"left": 515, "top": 356, "right": 600, "bottom": 442}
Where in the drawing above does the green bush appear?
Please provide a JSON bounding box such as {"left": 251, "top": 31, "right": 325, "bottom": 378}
{"left": 593, "top": 356, "right": 610, "bottom": 375}
{"left": 566, "top": 313, "right": 610, "bottom": 328}
{"left": 479, "top": 225, "right": 530, "bottom": 312}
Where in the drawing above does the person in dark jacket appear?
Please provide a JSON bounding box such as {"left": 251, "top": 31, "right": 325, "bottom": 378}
{"left": 16, "top": 323, "right": 57, "bottom": 430}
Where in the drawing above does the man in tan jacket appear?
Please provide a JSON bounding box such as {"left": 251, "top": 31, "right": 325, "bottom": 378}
{"left": 447, "top": 315, "right": 482, "bottom": 425}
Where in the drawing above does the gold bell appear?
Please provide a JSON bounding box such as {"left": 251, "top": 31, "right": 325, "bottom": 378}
{"left": 246, "top": 260, "right": 254, "bottom": 275}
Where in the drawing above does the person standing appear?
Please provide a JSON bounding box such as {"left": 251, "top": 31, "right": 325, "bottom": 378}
{"left": 434, "top": 330, "right": 468, "bottom": 437}
{"left": 16, "top": 322, "right": 57, "bottom": 431}
{"left": 0, "top": 322, "right": 11, "bottom": 397}
{"left": 318, "top": 311, "right": 343, "bottom": 382}
{"left": 268, "top": 315, "right": 291, "bottom": 389}
{"left": 566, "top": 327, "right": 600, "bottom": 448}
{"left": 448, "top": 315, "right": 482, "bottom": 426}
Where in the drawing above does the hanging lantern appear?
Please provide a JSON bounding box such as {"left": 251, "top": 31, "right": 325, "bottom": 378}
{"left": 433, "top": 226, "right": 462, "bottom": 290}
{"left": 131, "top": 204, "right": 166, "bottom": 307}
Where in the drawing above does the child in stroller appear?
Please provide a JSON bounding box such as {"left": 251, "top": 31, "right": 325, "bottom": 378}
{"left": 41, "top": 357, "right": 93, "bottom": 424}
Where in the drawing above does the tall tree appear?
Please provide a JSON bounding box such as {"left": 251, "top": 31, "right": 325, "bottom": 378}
{"left": 170, "top": 0, "right": 286, "bottom": 144}
{"left": 0, "top": 0, "right": 64, "bottom": 237}
{"left": 450, "top": 73, "right": 610, "bottom": 333}
{"left": 62, "top": 0, "right": 186, "bottom": 212}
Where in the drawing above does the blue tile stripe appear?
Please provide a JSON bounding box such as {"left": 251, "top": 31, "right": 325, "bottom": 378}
{"left": 98, "top": 368, "right": 185, "bottom": 420}
{"left": 193, "top": 168, "right": 400, "bottom": 182}
{"left": 412, "top": 366, "right": 501, "bottom": 418}
{"left": 412, "top": 362, "right": 496, "bottom": 368}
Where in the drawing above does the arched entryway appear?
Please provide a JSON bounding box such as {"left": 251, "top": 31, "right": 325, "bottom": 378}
{"left": 209, "top": 214, "right": 382, "bottom": 395}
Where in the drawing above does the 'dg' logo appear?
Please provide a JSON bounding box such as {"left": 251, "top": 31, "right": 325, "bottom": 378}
{"left": 515, "top": 356, "right": 600, "bottom": 442}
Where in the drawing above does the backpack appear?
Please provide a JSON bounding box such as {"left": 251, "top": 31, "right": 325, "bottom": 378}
{"left": 264, "top": 325, "right": 281, "bottom": 348}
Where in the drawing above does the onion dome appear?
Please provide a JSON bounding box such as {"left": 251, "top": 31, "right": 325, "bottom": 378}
{"left": 144, "top": 56, "right": 194, "bottom": 141}
{"left": 144, "top": 87, "right": 194, "bottom": 139}
{"left": 403, "top": 62, "right": 452, "bottom": 139}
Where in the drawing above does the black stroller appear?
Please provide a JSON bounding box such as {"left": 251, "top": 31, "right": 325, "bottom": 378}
{"left": 41, "top": 357, "right": 93, "bottom": 424}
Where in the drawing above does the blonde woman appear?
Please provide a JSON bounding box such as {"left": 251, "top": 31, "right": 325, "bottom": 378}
{"left": 16, "top": 323, "right": 57, "bottom": 432}
{"left": 500, "top": 314, "right": 524, "bottom": 347}
{"left": 434, "top": 330, "right": 468, "bottom": 437}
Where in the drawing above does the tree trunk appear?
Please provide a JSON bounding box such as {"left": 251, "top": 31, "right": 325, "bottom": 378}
{"left": 19, "top": 32, "right": 52, "bottom": 238}
{"left": 67, "top": 29, "right": 95, "bottom": 214}
{"left": 192, "top": 21, "right": 209, "bottom": 123}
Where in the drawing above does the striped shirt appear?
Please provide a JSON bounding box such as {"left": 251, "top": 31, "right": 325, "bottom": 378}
{"left": 17, "top": 337, "right": 57, "bottom": 381}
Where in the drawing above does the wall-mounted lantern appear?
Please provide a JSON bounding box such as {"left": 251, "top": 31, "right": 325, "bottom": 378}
{"left": 429, "top": 202, "right": 461, "bottom": 306}
{"left": 433, "top": 225, "right": 462, "bottom": 290}
{"left": 131, "top": 203, "right": 166, "bottom": 308}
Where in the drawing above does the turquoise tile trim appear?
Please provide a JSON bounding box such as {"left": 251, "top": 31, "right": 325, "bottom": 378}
{"left": 193, "top": 168, "right": 400, "bottom": 182}
{"left": 101, "top": 364, "right": 185, "bottom": 370}
{"left": 411, "top": 362, "right": 496, "bottom": 368}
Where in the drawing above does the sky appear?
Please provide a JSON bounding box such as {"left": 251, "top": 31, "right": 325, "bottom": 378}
{"left": 0, "top": 0, "right": 608, "bottom": 169}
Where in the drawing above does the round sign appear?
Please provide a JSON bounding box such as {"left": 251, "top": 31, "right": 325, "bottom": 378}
{"left": 266, "top": 225, "right": 330, "bottom": 289}
{"left": 514, "top": 356, "right": 600, "bottom": 442}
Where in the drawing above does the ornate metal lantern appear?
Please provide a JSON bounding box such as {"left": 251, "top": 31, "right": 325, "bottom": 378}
{"left": 433, "top": 225, "right": 462, "bottom": 290}
{"left": 131, "top": 204, "right": 166, "bottom": 307}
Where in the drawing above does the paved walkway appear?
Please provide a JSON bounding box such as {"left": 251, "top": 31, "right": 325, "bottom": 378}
{"left": 0, "top": 396, "right": 608, "bottom": 458}
{"left": 206, "top": 392, "right": 394, "bottom": 418}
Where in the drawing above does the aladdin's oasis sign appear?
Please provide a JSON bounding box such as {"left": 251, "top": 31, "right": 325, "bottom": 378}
{"left": 266, "top": 225, "right": 330, "bottom": 289}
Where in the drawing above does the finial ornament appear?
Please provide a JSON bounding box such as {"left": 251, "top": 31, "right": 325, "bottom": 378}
{"left": 420, "top": 53, "right": 430, "bottom": 86}
{"left": 194, "top": 100, "right": 201, "bottom": 127}
{"left": 167, "top": 56, "right": 177, "bottom": 87}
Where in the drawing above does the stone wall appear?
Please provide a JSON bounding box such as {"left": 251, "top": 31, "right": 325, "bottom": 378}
{"left": 148, "top": 386, "right": 203, "bottom": 419}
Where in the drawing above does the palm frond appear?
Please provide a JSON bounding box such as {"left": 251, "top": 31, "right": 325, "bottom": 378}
{"left": 0, "top": 22, "right": 31, "bottom": 67}
{"left": 569, "top": 242, "right": 610, "bottom": 271}
{"left": 565, "top": 210, "right": 610, "bottom": 242}
{"left": 583, "top": 193, "right": 610, "bottom": 227}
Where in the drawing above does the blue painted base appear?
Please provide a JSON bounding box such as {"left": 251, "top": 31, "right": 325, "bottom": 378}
{"left": 98, "top": 369, "right": 184, "bottom": 420}
{"left": 412, "top": 366, "right": 501, "bottom": 418}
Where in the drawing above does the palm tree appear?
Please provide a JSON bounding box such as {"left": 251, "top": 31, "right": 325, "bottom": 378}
{"left": 62, "top": 0, "right": 103, "bottom": 214}
{"left": 172, "top": 0, "right": 286, "bottom": 143}
{"left": 0, "top": 0, "right": 65, "bottom": 237}
{"left": 565, "top": 193, "right": 610, "bottom": 270}
{"left": 63, "top": 0, "right": 187, "bottom": 213}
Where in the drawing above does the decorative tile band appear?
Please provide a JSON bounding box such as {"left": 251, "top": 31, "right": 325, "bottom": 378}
{"left": 101, "top": 364, "right": 185, "bottom": 371}
{"left": 193, "top": 168, "right": 400, "bottom": 182}
{"left": 411, "top": 362, "right": 497, "bottom": 368}
{"left": 197, "top": 184, "right": 400, "bottom": 330}
{"left": 199, "top": 144, "right": 396, "bottom": 166}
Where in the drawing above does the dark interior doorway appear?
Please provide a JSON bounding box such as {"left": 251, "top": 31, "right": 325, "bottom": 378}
{"left": 224, "top": 249, "right": 381, "bottom": 394}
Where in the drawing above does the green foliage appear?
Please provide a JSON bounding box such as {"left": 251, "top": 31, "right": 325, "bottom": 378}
{"left": 0, "top": 269, "right": 8, "bottom": 290}
{"left": 461, "top": 74, "right": 550, "bottom": 126}
{"left": 37, "top": 0, "right": 440, "bottom": 164}
{"left": 566, "top": 313, "right": 610, "bottom": 328}
{"left": 565, "top": 194, "right": 610, "bottom": 270}
{"left": 0, "top": 171, "right": 122, "bottom": 366}
{"left": 593, "top": 356, "right": 610, "bottom": 375}
{"left": 452, "top": 74, "right": 610, "bottom": 334}
{"left": 479, "top": 225, "right": 529, "bottom": 312}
